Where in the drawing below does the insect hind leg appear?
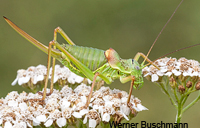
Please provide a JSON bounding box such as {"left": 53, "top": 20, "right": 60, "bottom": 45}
{"left": 44, "top": 27, "right": 76, "bottom": 96}
{"left": 42, "top": 41, "right": 56, "bottom": 100}
{"left": 54, "top": 27, "right": 75, "bottom": 45}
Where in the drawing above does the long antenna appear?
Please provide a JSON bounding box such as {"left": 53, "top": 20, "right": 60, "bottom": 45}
{"left": 145, "top": 43, "right": 200, "bottom": 66}
{"left": 143, "top": 0, "right": 184, "bottom": 64}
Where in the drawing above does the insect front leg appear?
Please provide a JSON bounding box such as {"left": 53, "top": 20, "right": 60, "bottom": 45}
{"left": 134, "top": 52, "right": 160, "bottom": 70}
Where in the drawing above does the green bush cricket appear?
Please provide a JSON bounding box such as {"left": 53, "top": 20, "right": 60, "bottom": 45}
{"left": 3, "top": 0, "right": 184, "bottom": 108}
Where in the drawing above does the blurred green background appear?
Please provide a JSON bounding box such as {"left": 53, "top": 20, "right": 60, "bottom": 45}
{"left": 1, "top": 0, "right": 200, "bottom": 127}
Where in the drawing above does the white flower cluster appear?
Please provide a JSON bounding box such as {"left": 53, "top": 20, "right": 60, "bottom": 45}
{"left": 11, "top": 65, "right": 91, "bottom": 91}
{"left": 0, "top": 84, "right": 147, "bottom": 128}
{"left": 143, "top": 57, "right": 200, "bottom": 82}
{"left": 11, "top": 65, "right": 47, "bottom": 86}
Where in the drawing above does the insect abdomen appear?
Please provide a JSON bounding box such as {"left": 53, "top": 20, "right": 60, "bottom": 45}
{"left": 64, "top": 44, "right": 107, "bottom": 71}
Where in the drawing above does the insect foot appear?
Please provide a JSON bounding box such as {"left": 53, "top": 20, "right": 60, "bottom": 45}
{"left": 143, "top": 57, "right": 200, "bottom": 124}
{"left": 0, "top": 84, "right": 147, "bottom": 127}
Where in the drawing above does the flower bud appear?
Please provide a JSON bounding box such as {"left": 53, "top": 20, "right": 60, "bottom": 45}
{"left": 169, "top": 77, "right": 176, "bottom": 89}
{"left": 195, "top": 82, "right": 200, "bottom": 90}
{"left": 186, "top": 81, "right": 192, "bottom": 88}
{"left": 178, "top": 85, "right": 185, "bottom": 94}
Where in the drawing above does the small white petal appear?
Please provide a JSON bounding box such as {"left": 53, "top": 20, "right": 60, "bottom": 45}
{"left": 122, "top": 112, "right": 129, "bottom": 121}
{"left": 158, "top": 62, "right": 166, "bottom": 66}
{"left": 53, "top": 75, "right": 59, "bottom": 83}
{"left": 19, "top": 102, "right": 28, "bottom": 111}
{"left": 75, "top": 76, "right": 84, "bottom": 83}
{"left": 4, "top": 122, "right": 12, "bottom": 128}
{"left": 19, "top": 122, "right": 27, "bottom": 128}
{"left": 90, "top": 97, "right": 95, "bottom": 102}
{"left": 87, "top": 79, "right": 92, "bottom": 84}
{"left": 37, "top": 75, "right": 44, "bottom": 82}
{"left": 8, "top": 100, "right": 18, "bottom": 107}
{"left": 191, "top": 72, "right": 198, "bottom": 77}
{"left": 136, "top": 104, "right": 148, "bottom": 111}
{"left": 83, "top": 115, "right": 87, "bottom": 124}
{"left": 156, "top": 71, "right": 164, "bottom": 76}
{"left": 165, "top": 72, "right": 172, "bottom": 77}
{"left": 80, "top": 96, "right": 87, "bottom": 104}
{"left": 36, "top": 115, "right": 47, "bottom": 122}
{"left": 56, "top": 118, "right": 66, "bottom": 127}
{"left": 159, "top": 68, "right": 168, "bottom": 73}
{"left": 120, "top": 105, "right": 130, "bottom": 115}
{"left": 92, "top": 105, "right": 99, "bottom": 110}
{"left": 72, "top": 112, "right": 82, "bottom": 118}
{"left": 68, "top": 76, "right": 75, "bottom": 84}
{"left": 105, "top": 101, "right": 113, "bottom": 107}
{"left": 89, "top": 119, "right": 97, "bottom": 128}
{"left": 60, "top": 99, "right": 70, "bottom": 111}
{"left": 143, "top": 73, "right": 151, "bottom": 77}
{"left": 183, "top": 72, "right": 189, "bottom": 76}
{"left": 102, "top": 113, "right": 110, "bottom": 122}
{"left": 79, "top": 109, "right": 89, "bottom": 116}
{"left": 18, "top": 76, "right": 30, "bottom": 85}
{"left": 11, "top": 77, "right": 18, "bottom": 86}
{"left": 188, "top": 68, "right": 193, "bottom": 73}
{"left": 27, "top": 122, "right": 32, "bottom": 128}
{"left": 172, "top": 70, "right": 181, "bottom": 76}
{"left": 44, "top": 119, "right": 53, "bottom": 127}
{"left": 151, "top": 74, "right": 159, "bottom": 82}
{"left": 33, "top": 118, "right": 40, "bottom": 126}
{"left": 121, "top": 97, "right": 128, "bottom": 104}
{"left": 33, "top": 76, "right": 38, "bottom": 84}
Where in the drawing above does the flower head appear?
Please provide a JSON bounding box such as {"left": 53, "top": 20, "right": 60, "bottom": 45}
{"left": 0, "top": 84, "right": 147, "bottom": 127}
{"left": 12, "top": 65, "right": 91, "bottom": 92}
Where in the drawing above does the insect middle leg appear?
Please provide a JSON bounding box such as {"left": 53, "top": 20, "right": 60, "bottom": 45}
{"left": 120, "top": 75, "right": 135, "bottom": 105}
{"left": 85, "top": 72, "right": 100, "bottom": 108}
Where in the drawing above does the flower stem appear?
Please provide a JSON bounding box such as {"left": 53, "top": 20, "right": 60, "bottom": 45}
{"left": 176, "top": 101, "right": 182, "bottom": 124}
{"left": 182, "top": 91, "right": 200, "bottom": 113}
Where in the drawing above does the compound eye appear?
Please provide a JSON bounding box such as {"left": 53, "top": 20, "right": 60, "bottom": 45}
{"left": 135, "top": 66, "right": 140, "bottom": 70}
{"left": 132, "top": 59, "right": 134, "bottom": 64}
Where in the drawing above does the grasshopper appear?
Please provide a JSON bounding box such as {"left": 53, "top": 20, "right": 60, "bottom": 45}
{"left": 3, "top": 0, "right": 183, "bottom": 107}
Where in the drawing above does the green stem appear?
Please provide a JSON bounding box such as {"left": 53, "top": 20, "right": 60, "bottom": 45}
{"left": 174, "top": 88, "right": 179, "bottom": 104}
{"left": 181, "top": 88, "right": 196, "bottom": 106}
{"left": 183, "top": 92, "right": 200, "bottom": 113}
{"left": 158, "top": 83, "right": 177, "bottom": 108}
{"left": 176, "top": 100, "right": 182, "bottom": 124}
{"left": 181, "top": 95, "right": 188, "bottom": 106}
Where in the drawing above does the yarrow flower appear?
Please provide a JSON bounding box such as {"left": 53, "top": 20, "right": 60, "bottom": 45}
{"left": 143, "top": 57, "right": 200, "bottom": 123}
{"left": 11, "top": 65, "right": 91, "bottom": 92}
{"left": 143, "top": 57, "right": 200, "bottom": 92}
{"left": 0, "top": 84, "right": 147, "bottom": 128}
